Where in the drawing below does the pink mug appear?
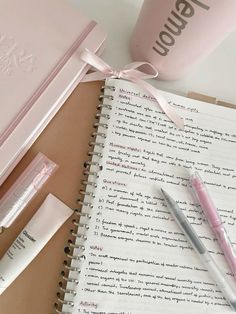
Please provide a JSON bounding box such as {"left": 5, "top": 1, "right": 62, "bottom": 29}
{"left": 130, "top": 0, "right": 236, "bottom": 80}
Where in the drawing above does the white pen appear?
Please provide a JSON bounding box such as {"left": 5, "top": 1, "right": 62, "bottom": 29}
{"left": 161, "top": 188, "right": 236, "bottom": 311}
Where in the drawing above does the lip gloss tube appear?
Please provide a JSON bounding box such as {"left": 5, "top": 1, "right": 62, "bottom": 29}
{"left": 0, "top": 153, "right": 58, "bottom": 232}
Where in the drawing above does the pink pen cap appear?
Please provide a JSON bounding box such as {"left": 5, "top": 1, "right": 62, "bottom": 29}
{"left": 190, "top": 171, "right": 222, "bottom": 228}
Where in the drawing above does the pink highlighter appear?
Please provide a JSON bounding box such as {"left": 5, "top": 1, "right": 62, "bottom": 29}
{"left": 190, "top": 171, "right": 236, "bottom": 278}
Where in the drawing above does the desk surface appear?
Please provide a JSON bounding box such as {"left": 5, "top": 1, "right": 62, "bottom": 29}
{"left": 0, "top": 81, "right": 103, "bottom": 314}
{"left": 69, "top": 0, "right": 236, "bottom": 105}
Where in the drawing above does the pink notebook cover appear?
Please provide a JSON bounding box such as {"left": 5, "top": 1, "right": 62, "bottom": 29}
{"left": 0, "top": 0, "right": 106, "bottom": 185}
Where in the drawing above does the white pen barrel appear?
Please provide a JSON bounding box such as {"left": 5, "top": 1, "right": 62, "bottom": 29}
{"left": 200, "top": 251, "right": 236, "bottom": 310}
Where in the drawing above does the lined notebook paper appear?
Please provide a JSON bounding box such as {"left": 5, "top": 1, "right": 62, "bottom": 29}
{"left": 59, "top": 78, "right": 236, "bottom": 314}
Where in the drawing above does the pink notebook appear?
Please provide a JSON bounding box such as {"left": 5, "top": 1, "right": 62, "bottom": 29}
{"left": 0, "top": 0, "right": 106, "bottom": 185}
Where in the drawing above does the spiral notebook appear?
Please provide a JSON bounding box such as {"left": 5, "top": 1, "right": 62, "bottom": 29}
{"left": 55, "top": 78, "right": 236, "bottom": 314}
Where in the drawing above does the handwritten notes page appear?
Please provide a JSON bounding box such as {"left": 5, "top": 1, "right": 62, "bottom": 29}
{"left": 64, "top": 79, "right": 236, "bottom": 314}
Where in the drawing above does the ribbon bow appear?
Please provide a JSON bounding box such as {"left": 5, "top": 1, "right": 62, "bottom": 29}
{"left": 80, "top": 49, "right": 184, "bottom": 129}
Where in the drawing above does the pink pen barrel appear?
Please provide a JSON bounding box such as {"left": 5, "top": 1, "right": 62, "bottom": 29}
{"left": 214, "top": 224, "right": 236, "bottom": 278}
{"left": 191, "top": 171, "right": 236, "bottom": 278}
{"left": 191, "top": 172, "right": 221, "bottom": 228}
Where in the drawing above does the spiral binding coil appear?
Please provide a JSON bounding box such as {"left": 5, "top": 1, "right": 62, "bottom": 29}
{"left": 53, "top": 84, "right": 114, "bottom": 314}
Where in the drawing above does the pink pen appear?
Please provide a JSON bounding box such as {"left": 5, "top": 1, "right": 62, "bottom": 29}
{"left": 190, "top": 171, "right": 236, "bottom": 278}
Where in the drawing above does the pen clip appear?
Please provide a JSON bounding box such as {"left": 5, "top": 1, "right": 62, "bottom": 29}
{"left": 188, "top": 171, "right": 206, "bottom": 221}
{"left": 188, "top": 173, "right": 201, "bottom": 205}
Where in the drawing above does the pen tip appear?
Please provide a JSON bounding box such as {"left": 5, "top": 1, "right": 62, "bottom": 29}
{"left": 160, "top": 188, "right": 168, "bottom": 199}
{"left": 160, "top": 189, "right": 176, "bottom": 209}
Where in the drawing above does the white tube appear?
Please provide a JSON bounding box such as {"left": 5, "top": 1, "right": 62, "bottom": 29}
{"left": 0, "top": 194, "right": 73, "bottom": 294}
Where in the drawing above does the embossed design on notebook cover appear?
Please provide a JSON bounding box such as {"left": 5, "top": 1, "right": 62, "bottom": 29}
{"left": 0, "top": 33, "right": 36, "bottom": 75}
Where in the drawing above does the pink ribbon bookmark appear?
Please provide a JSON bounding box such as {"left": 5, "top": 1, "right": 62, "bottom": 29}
{"left": 80, "top": 48, "right": 184, "bottom": 129}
